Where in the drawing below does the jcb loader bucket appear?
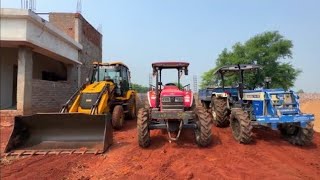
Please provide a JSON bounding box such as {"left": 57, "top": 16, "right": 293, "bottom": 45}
{"left": 4, "top": 113, "right": 113, "bottom": 156}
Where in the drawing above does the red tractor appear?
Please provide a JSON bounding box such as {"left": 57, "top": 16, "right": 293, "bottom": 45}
{"left": 137, "top": 62, "right": 212, "bottom": 147}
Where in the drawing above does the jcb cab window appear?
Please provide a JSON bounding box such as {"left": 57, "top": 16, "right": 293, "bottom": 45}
{"left": 95, "top": 66, "right": 120, "bottom": 82}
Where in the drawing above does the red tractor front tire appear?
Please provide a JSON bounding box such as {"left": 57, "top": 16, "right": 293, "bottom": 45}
{"left": 137, "top": 108, "right": 151, "bottom": 148}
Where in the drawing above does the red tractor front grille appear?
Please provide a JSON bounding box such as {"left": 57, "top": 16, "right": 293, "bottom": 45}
{"left": 161, "top": 96, "right": 184, "bottom": 111}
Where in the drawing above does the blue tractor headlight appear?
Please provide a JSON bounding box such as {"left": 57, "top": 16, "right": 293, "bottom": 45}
{"left": 174, "top": 97, "right": 184, "bottom": 103}
{"left": 162, "top": 97, "right": 171, "bottom": 102}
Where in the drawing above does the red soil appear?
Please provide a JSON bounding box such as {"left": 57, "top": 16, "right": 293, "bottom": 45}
{"left": 1, "top": 101, "right": 320, "bottom": 179}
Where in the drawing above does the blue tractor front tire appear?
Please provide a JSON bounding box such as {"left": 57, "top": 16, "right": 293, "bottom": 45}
{"left": 230, "top": 109, "right": 253, "bottom": 144}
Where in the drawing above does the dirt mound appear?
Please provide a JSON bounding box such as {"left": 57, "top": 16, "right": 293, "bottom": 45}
{"left": 300, "top": 100, "right": 320, "bottom": 132}
{"left": 1, "top": 100, "right": 320, "bottom": 179}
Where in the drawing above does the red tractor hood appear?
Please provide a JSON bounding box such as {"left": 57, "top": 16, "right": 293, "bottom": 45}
{"left": 147, "top": 85, "right": 193, "bottom": 108}
{"left": 161, "top": 85, "right": 185, "bottom": 96}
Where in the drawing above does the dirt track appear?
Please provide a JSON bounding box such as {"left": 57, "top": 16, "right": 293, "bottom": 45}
{"left": 1, "top": 100, "right": 320, "bottom": 179}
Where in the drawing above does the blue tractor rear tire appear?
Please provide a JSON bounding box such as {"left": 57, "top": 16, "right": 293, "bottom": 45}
{"left": 211, "top": 97, "right": 230, "bottom": 127}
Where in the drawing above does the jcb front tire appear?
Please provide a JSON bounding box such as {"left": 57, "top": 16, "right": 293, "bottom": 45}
{"left": 127, "top": 96, "right": 137, "bottom": 120}
{"left": 211, "top": 97, "right": 229, "bottom": 127}
{"left": 112, "top": 105, "right": 124, "bottom": 130}
{"left": 195, "top": 107, "right": 213, "bottom": 147}
{"left": 230, "top": 109, "right": 252, "bottom": 144}
{"left": 279, "top": 122, "right": 314, "bottom": 146}
{"left": 137, "top": 108, "right": 150, "bottom": 148}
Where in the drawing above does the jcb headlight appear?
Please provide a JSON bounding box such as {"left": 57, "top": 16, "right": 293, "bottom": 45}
{"left": 162, "top": 97, "right": 171, "bottom": 102}
{"left": 175, "top": 97, "right": 184, "bottom": 102}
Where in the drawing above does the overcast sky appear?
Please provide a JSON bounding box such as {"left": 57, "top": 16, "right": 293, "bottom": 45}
{"left": 1, "top": 0, "right": 319, "bottom": 92}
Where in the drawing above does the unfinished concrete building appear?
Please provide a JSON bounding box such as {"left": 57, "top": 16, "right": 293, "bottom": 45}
{"left": 0, "top": 8, "right": 102, "bottom": 124}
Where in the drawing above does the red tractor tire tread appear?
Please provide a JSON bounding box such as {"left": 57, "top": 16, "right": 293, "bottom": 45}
{"left": 137, "top": 108, "right": 151, "bottom": 148}
{"left": 196, "top": 107, "right": 213, "bottom": 147}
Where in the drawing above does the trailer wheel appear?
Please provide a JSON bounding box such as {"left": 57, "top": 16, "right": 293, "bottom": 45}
{"left": 127, "top": 96, "right": 137, "bottom": 120}
{"left": 137, "top": 108, "right": 150, "bottom": 148}
{"left": 230, "top": 109, "right": 252, "bottom": 144}
{"left": 195, "top": 107, "right": 212, "bottom": 147}
{"left": 279, "top": 122, "right": 314, "bottom": 146}
{"left": 112, "top": 105, "right": 124, "bottom": 130}
{"left": 211, "top": 97, "right": 230, "bottom": 127}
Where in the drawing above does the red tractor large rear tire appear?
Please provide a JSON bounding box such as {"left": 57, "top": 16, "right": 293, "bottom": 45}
{"left": 137, "top": 108, "right": 150, "bottom": 148}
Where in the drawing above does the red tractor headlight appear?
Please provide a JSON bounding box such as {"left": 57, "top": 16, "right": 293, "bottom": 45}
{"left": 184, "top": 95, "right": 191, "bottom": 102}
{"left": 162, "top": 97, "right": 171, "bottom": 102}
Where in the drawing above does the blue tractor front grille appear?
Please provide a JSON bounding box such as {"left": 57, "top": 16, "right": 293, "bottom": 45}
{"left": 277, "top": 108, "right": 300, "bottom": 115}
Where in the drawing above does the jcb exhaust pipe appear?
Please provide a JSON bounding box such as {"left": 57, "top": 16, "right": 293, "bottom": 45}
{"left": 5, "top": 113, "right": 113, "bottom": 156}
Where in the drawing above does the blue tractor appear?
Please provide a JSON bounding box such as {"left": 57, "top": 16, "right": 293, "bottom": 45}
{"left": 199, "top": 64, "right": 315, "bottom": 145}
{"left": 199, "top": 64, "right": 259, "bottom": 127}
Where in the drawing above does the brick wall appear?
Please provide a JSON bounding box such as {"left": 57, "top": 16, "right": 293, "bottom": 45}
{"left": 49, "top": 12, "right": 102, "bottom": 85}
{"left": 0, "top": 80, "right": 76, "bottom": 127}
{"left": 77, "top": 14, "right": 102, "bottom": 84}
{"left": 79, "top": 14, "right": 102, "bottom": 49}
{"left": 31, "top": 79, "right": 76, "bottom": 113}
{"left": 49, "top": 13, "right": 76, "bottom": 39}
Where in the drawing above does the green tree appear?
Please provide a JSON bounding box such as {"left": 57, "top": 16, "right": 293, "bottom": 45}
{"left": 131, "top": 83, "right": 149, "bottom": 93}
{"left": 201, "top": 31, "right": 301, "bottom": 90}
{"left": 173, "top": 82, "right": 183, "bottom": 89}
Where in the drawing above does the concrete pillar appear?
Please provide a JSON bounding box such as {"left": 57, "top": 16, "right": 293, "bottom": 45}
{"left": 17, "top": 47, "right": 33, "bottom": 115}
{"left": 77, "top": 64, "right": 81, "bottom": 87}
{"left": 74, "top": 14, "right": 81, "bottom": 43}
{"left": 67, "top": 64, "right": 79, "bottom": 89}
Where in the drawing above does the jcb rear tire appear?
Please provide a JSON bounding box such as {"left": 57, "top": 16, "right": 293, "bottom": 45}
{"left": 230, "top": 109, "right": 252, "bottom": 144}
{"left": 211, "top": 97, "right": 229, "bottom": 127}
{"left": 137, "top": 108, "right": 150, "bottom": 148}
{"left": 112, "top": 105, "right": 124, "bottom": 130}
{"left": 279, "top": 122, "right": 314, "bottom": 146}
{"left": 195, "top": 107, "right": 213, "bottom": 147}
{"left": 127, "top": 96, "right": 137, "bottom": 120}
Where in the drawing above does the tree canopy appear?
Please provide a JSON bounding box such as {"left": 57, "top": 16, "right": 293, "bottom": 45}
{"left": 201, "top": 31, "right": 301, "bottom": 90}
{"left": 131, "top": 83, "right": 149, "bottom": 93}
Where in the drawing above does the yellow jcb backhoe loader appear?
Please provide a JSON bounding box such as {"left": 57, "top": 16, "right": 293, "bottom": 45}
{"left": 5, "top": 62, "right": 137, "bottom": 156}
